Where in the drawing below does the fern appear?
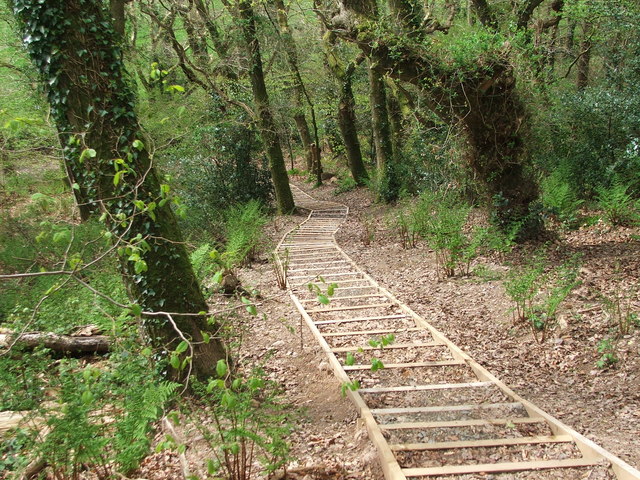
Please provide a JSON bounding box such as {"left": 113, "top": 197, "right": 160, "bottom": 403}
{"left": 541, "top": 172, "right": 582, "bottom": 225}
{"left": 114, "top": 380, "right": 178, "bottom": 472}
{"left": 597, "top": 180, "right": 639, "bottom": 226}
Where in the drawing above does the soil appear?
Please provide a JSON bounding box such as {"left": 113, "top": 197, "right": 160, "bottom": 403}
{"left": 139, "top": 179, "right": 639, "bottom": 479}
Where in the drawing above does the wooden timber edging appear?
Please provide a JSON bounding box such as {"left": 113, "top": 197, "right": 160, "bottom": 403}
{"left": 276, "top": 184, "right": 640, "bottom": 480}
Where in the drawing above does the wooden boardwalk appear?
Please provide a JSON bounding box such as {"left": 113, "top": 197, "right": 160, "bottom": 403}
{"left": 275, "top": 185, "right": 640, "bottom": 480}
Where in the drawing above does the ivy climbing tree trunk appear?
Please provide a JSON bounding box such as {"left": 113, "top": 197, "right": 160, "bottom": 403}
{"left": 12, "top": 0, "right": 226, "bottom": 383}
{"left": 233, "top": 0, "right": 295, "bottom": 213}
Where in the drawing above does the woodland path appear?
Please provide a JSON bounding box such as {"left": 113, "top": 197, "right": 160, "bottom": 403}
{"left": 275, "top": 185, "right": 640, "bottom": 480}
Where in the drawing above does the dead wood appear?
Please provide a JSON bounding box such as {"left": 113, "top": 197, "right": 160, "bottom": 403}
{"left": 0, "top": 332, "right": 111, "bottom": 354}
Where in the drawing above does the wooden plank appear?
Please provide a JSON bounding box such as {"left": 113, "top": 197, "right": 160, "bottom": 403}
{"left": 288, "top": 272, "right": 362, "bottom": 280}
{"left": 314, "top": 314, "right": 407, "bottom": 326}
{"left": 402, "top": 458, "right": 599, "bottom": 477}
{"left": 390, "top": 434, "right": 574, "bottom": 451}
{"left": 344, "top": 360, "right": 464, "bottom": 371}
{"left": 288, "top": 266, "right": 348, "bottom": 273}
{"left": 359, "top": 381, "right": 493, "bottom": 394}
{"left": 331, "top": 341, "right": 442, "bottom": 352}
{"left": 301, "top": 294, "right": 385, "bottom": 304}
{"left": 380, "top": 417, "right": 545, "bottom": 431}
{"left": 371, "top": 402, "right": 522, "bottom": 416}
{"left": 308, "top": 302, "right": 394, "bottom": 313}
{"left": 322, "top": 327, "right": 422, "bottom": 337}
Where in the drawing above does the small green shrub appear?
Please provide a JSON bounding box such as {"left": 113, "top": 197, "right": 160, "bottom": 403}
{"left": 504, "top": 252, "right": 581, "bottom": 342}
{"left": 418, "top": 191, "right": 471, "bottom": 277}
{"left": 597, "top": 180, "right": 639, "bottom": 226}
{"left": 334, "top": 175, "right": 357, "bottom": 195}
{"left": 187, "top": 362, "right": 292, "bottom": 480}
{"left": 596, "top": 338, "right": 619, "bottom": 369}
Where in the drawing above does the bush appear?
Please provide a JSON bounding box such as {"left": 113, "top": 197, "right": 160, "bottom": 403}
{"left": 531, "top": 87, "right": 640, "bottom": 198}
{"left": 166, "top": 119, "right": 273, "bottom": 235}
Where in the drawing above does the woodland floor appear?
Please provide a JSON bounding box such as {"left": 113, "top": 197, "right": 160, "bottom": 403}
{"left": 139, "top": 179, "right": 639, "bottom": 480}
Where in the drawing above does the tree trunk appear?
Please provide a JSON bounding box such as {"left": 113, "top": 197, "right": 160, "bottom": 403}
{"left": 576, "top": 21, "right": 592, "bottom": 90}
{"left": 13, "top": 0, "right": 227, "bottom": 383}
{"left": 368, "top": 61, "right": 399, "bottom": 202}
{"left": 273, "top": 0, "right": 318, "bottom": 172}
{"left": 235, "top": 0, "right": 295, "bottom": 213}
{"left": 322, "top": 31, "right": 368, "bottom": 184}
{"left": 109, "top": 0, "right": 127, "bottom": 37}
{"left": 337, "top": 65, "right": 368, "bottom": 183}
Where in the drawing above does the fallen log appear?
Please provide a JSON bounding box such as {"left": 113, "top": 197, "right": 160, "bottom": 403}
{"left": 0, "top": 332, "right": 111, "bottom": 354}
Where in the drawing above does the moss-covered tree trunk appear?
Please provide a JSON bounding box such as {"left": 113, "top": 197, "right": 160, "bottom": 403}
{"left": 338, "top": 64, "right": 368, "bottom": 183}
{"left": 235, "top": 0, "right": 295, "bottom": 213}
{"left": 323, "top": 33, "right": 368, "bottom": 184}
{"left": 368, "top": 60, "right": 399, "bottom": 202}
{"left": 12, "top": 0, "right": 226, "bottom": 382}
{"left": 329, "top": 0, "right": 541, "bottom": 235}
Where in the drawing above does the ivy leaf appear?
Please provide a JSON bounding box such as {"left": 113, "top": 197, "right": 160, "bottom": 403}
{"left": 132, "top": 139, "right": 144, "bottom": 151}
{"left": 79, "top": 148, "right": 96, "bottom": 163}
{"left": 201, "top": 331, "right": 210, "bottom": 344}
{"left": 134, "top": 260, "right": 148, "bottom": 274}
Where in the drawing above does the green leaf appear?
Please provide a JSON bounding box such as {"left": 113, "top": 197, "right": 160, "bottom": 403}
{"left": 175, "top": 340, "right": 189, "bottom": 354}
{"left": 202, "top": 332, "right": 210, "bottom": 344}
{"left": 246, "top": 305, "right": 257, "bottom": 316}
{"left": 129, "top": 304, "right": 142, "bottom": 316}
{"left": 371, "top": 358, "right": 384, "bottom": 372}
{"left": 317, "top": 294, "right": 330, "bottom": 305}
{"left": 132, "top": 139, "right": 144, "bottom": 151}
{"left": 71, "top": 182, "right": 80, "bottom": 191}
{"left": 134, "top": 260, "right": 148, "bottom": 274}
{"left": 81, "top": 390, "right": 94, "bottom": 405}
{"left": 169, "top": 354, "right": 180, "bottom": 369}
{"left": 113, "top": 170, "right": 123, "bottom": 186}
{"left": 345, "top": 352, "right": 355, "bottom": 366}
{"left": 79, "top": 148, "right": 96, "bottom": 163}
{"left": 216, "top": 359, "right": 228, "bottom": 378}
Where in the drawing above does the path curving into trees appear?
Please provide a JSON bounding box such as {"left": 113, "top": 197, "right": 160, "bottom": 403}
{"left": 275, "top": 185, "right": 640, "bottom": 480}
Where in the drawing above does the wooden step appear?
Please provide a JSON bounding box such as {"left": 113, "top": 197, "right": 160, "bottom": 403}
{"left": 359, "top": 381, "right": 493, "bottom": 394}
{"left": 371, "top": 402, "right": 522, "bottom": 416}
{"left": 307, "top": 302, "right": 394, "bottom": 313}
{"left": 331, "top": 341, "right": 442, "bottom": 352}
{"left": 344, "top": 360, "right": 464, "bottom": 371}
{"left": 391, "top": 434, "right": 573, "bottom": 451}
{"left": 380, "top": 416, "right": 545, "bottom": 431}
{"left": 314, "top": 314, "right": 407, "bottom": 326}
{"left": 402, "top": 458, "right": 598, "bottom": 477}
